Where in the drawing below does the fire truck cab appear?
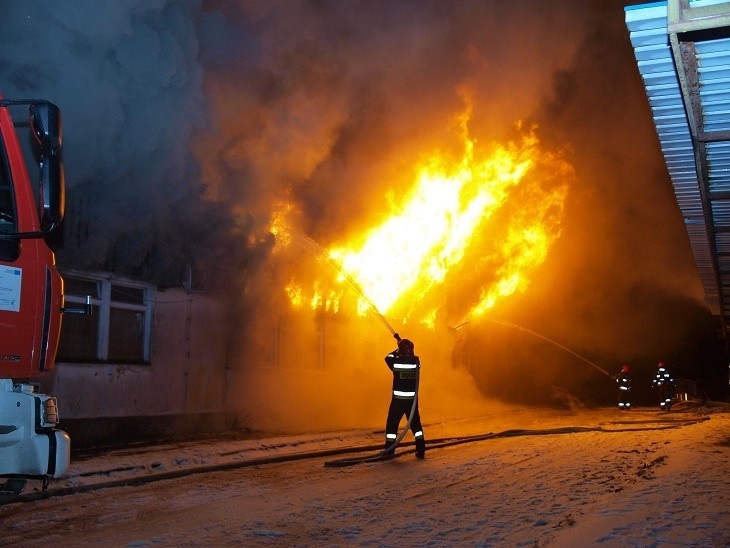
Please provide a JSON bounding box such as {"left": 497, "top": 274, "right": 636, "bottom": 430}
{"left": 0, "top": 97, "right": 69, "bottom": 493}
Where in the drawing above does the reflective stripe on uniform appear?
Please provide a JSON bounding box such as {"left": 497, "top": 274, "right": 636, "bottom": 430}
{"left": 414, "top": 430, "right": 423, "bottom": 438}
{"left": 393, "top": 390, "right": 416, "bottom": 398}
{"left": 386, "top": 433, "right": 397, "bottom": 440}
{"left": 393, "top": 363, "right": 417, "bottom": 370}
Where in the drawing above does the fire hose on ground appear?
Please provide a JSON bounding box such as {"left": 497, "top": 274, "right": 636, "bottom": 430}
{"left": 0, "top": 414, "right": 710, "bottom": 504}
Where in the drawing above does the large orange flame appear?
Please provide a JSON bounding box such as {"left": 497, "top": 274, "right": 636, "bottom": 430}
{"left": 273, "top": 103, "right": 571, "bottom": 330}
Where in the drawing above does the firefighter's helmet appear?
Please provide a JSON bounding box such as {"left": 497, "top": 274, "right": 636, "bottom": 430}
{"left": 398, "top": 338, "right": 415, "bottom": 356}
{"left": 621, "top": 364, "right": 630, "bottom": 374}
{"left": 657, "top": 361, "right": 665, "bottom": 369}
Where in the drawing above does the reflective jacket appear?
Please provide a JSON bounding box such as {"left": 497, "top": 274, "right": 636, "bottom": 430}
{"left": 615, "top": 373, "right": 631, "bottom": 391}
{"left": 653, "top": 367, "right": 674, "bottom": 387}
{"left": 385, "top": 349, "right": 420, "bottom": 400}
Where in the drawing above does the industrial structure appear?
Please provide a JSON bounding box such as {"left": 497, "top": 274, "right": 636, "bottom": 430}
{"left": 626, "top": 0, "right": 730, "bottom": 337}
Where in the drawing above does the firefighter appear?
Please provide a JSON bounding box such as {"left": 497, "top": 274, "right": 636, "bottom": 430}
{"left": 652, "top": 362, "right": 675, "bottom": 412}
{"left": 383, "top": 334, "right": 426, "bottom": 458}
{"left": 612, "top": 364, "right": 632, "bottom": 410}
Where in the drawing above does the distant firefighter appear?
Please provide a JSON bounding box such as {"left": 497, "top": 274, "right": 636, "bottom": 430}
{"left": 612, "top": 364, "right": 632, "bottom": 410}
{"left": 383, "top": 334, "right": 426, "bottom": 459}
{"left": 652, "top": 362, "right": 675, "bottom": 412}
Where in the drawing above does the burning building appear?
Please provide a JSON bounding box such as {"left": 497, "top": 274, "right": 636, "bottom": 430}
{"left": 0, "top": 1, "right": 725, "bottom": 441}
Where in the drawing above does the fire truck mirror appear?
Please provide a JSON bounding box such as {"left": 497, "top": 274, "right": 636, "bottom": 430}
{"left": 39, "top": 154, "right": 65, "bottom": 230}
{"left": 30, "top": 102, "right": 62, "bottom": 153}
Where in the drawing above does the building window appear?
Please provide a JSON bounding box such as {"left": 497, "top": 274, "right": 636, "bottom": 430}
{"left": 57, "top": 271, "right": 153, "bottom": 364}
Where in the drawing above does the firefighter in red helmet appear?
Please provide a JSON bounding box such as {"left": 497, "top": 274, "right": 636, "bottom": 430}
{"left": 383, "top": 334, "right": 426, "bottom": 458}
{"left": 612, "top": 364, "right": 632, "bottom": 410}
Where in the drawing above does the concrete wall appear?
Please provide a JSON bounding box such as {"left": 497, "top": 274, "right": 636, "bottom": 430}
{"left": 42, "top": 288, "right": 230, "bottom": 445}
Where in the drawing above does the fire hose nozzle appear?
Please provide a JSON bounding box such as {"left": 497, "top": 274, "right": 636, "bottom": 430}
{"left": 394, "top": 333, "right": 401, "bottom": 341}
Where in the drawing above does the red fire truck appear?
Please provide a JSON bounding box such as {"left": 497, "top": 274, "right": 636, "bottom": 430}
{"left": 0, "top": 97, "right": 69, "bottom": 494}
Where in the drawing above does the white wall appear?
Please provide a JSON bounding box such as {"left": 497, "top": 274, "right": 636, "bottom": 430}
{"left": 45, "top": 288, "right": 228, "bottom": 420}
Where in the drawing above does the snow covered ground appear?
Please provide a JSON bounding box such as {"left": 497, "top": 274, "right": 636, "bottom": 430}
{"left": 1, "top": 403, "right": 728, "bottom": 546}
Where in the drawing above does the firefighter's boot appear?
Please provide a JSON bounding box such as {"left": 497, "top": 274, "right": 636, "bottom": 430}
{"left": 415, "top": 437, "right": 426, "bottom": 459}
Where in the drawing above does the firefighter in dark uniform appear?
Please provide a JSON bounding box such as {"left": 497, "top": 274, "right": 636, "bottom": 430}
{"left": 612, "top": 364, "right": 632, "bottom": 410}
{"left": 384, "top": 334, "right": 426, "bottom": 458}
{"left": 652, "top": 362, "right": 675, "bottom": 412}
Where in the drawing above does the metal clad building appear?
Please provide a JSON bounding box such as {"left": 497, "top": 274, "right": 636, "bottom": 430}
{"left": 626, "top": 0, "right": 730, "bottom": 335}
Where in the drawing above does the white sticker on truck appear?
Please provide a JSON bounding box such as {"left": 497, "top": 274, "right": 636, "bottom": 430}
{"left": 0, "top": 265, "right": 21, "bottom": 312}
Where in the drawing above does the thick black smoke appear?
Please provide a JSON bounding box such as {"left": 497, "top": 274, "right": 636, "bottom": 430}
{"left": 0, "top": 0, "right": 244, "bottom": 288}
{"left": 522, "top": 0, "right": 726, "bottom": 402}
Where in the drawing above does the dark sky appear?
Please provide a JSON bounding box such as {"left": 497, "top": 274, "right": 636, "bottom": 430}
{"left": 0, "top": 1, "right": 725, "bottom": 402}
